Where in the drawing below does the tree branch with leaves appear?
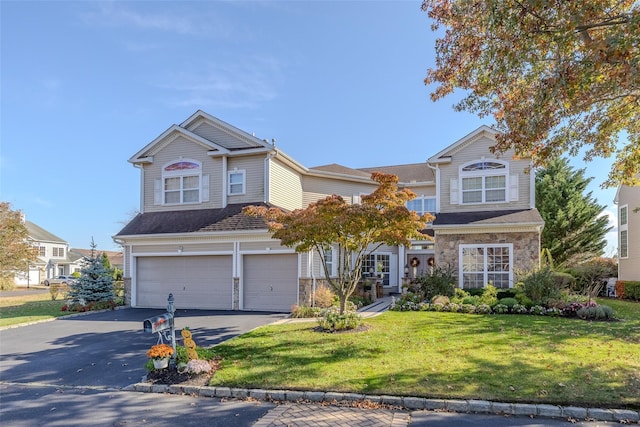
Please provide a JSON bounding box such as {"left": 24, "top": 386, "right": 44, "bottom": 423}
{"left": 422, "top": 0, "right": 640, "bottom": 187}
{"left": 244, "top": 173, "right": 433, "bottom": 314}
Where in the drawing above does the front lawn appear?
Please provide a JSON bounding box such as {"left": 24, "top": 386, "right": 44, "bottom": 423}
{"left": 0, "top": 291, "right": 67, "bottom": 327}
{"left": 210, "top": 298, "right": 640, "bottom": 409}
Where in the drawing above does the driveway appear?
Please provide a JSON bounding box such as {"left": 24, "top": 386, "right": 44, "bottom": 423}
{"left": 0, "top": 308, "right": 288, "bottom": 388}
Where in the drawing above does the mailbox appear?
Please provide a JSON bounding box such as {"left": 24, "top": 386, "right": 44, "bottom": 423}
{"left": 143, "top": 313, "right": 173, "bottom": 334}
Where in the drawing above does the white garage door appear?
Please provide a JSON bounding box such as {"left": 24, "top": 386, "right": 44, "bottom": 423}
{"left": 243, "top": 254, "right": 298, "bottom": 312}
{"left": 136, "top": 256, "right": 232, "bottom": 309}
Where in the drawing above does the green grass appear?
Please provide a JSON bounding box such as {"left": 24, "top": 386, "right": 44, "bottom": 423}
{"left": 0, "top": 291, "right": 67, "bottom": 327}
{"left": 210, "top": 298, "right": 640, "bottom": 409}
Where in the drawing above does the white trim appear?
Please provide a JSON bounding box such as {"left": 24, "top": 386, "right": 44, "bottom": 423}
{"left": 228, "top": 169, "right": 246, "bottom": 196}
{"left": 619, "top": 204, "right": 629, "bottom": 259}
{"left": 458, "top": 243, "right": 513, "bottom": 288}
{"left": 458, "top": 159, "right": 509, "bottom": 205}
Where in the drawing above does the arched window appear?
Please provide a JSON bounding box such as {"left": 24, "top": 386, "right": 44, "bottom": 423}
{"left": 161, "top": 159, "right": 202, "bottom": 204}
{"left": 459, "top": 160, "right": 508, "bottom": 204}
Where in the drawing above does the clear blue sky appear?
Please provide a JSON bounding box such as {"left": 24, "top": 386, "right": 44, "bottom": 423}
{"left": 0, "top": 1, "right": 618, "bottom": 254}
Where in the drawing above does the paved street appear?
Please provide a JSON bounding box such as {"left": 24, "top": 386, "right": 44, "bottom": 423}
{"left": 0, "top": 298, "right": 634, "bottom": 426}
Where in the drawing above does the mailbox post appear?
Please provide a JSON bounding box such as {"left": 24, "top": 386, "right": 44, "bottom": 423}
{"left": 143, "top": 293, "right": 177, "bottom": 368}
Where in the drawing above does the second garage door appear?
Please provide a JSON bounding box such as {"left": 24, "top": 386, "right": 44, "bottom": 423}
{"left": 136, "top": 255, "right": 232, "bottom": 309}
{"left": 243, "top": 254, "right": 298, "bottom": 312}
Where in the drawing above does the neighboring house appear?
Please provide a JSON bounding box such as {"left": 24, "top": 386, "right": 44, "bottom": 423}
{"left": 71, "top": 249, "right": 124, "bottom": 271}
{"left": 18, "top": 221, "right": 83, "bottom": 286}
{"left": 614, "top": 185, "right": 640, "bottom": 281}
{"left": 115, "top": 111, "right": 544, "bottom": 311}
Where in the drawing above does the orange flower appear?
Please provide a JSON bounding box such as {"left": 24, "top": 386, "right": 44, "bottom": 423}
{"left": 146, "top": 344, "right": 174, "bottom": 359}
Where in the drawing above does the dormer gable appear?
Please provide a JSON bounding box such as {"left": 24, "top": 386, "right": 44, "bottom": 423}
{"left": 128, "top": 111, "right": 274, "bottom": 165}
{"left": 427, "top": 125, "right": 498, "bottom": 164}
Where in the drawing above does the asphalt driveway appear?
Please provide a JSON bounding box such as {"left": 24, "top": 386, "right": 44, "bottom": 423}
{"left": 0, "top": 308, "right": 288, "bottom": 388}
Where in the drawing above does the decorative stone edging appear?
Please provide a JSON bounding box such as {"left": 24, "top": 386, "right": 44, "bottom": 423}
{"left": 126, "top": 383, "right": 640, "bottom": 423}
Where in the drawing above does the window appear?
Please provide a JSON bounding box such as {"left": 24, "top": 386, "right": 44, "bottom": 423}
{"left": 38, "top": 246, "right": 46, "bottom": 256}
{"left": 362, "top": 253, "right": 390, "bottom": 286}
{"left": 406, "top": 197, "right": 436, "bottom": 216}
{"left": 161, "top": 160, "right": 201, "bottom": 204}
{"left": 460, "top": 244, "right": 512, "bottom": 289}
{"left": 459, "top": 160, "right": 507, "bottom": 204}
{"left": 228, "top": 170, "right": 245, "bottom": 195}
{"left": 620, "top": 205, "right": 628, "bottom": 226}
{"left": 620, "top": 204, "right": 628, "bottom": 259}
{"left": 52, "top": 247, "right": 65, "bottom": 257}
{"left": 620, "top": 230, "right": 628, "bottom": 258}
{"left": 323, "top": 247, "right": 335, "bottom": 277}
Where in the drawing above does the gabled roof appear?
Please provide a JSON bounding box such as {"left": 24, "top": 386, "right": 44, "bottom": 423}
{"left": 128, "top": 111, "right": 275, "bottom": 165}
{"left": 25, "top": 221, "right": 66, "bottom": 244}
{"left": 427, "top": 125, "right": 497, "bottom": 164}
{"left": 432, "top": 209, "right": 544, "bottom": 227}
{"left": 309, "top": 164, "right": 371, "bottom": 179}
{"left": 359, "top": 163, "right": 435, "bottom": 183}
{"left": 114, "top": 203, "right": 270, "bottom": 236}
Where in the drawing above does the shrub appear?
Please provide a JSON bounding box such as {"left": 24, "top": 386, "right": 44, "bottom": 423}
{"left": 466, "top": 288, "right": 485, "bottom": 296}
{"left": 411, "top": 264, "right": 456, "bottom": 301}
{"left": 432, "top": 295, "right": 450, "bottom": 305}
{"left": 618, "top": 281, "right": 640, "bottom": 301}
{"left": 313, "top": 285, "right": 334, "bottom": 308}
{"left": 49, "top": 283, "right": 70, "bottom": 301}
{"left": 479, "top": 284, "right": 498, "bottom": 307}
{"left": 317, "top": 307, "right": 362, "bottom": 332}
{"left": 530, "top": 305, "right": 546, "bottom": 315}
{"left": 291, "top": 304, "right": 322, "bottom": 318}
{"left": 348, "top": 295, "right": 372, "bottom": 308}
{"left": 183, "top": 359, "right": 212, "bottom": 375}
{"left": 498, "top": 297, "right": 518, "bottom": 308}
{"left": 493, "top": 304, "right": 509, "bottom": 314}
{"left": 475, "top": 304, "right": 492, "bottom": 314}
{"left": 512, "top": 303, "right": 529, "bottom": 314}
{"left": 462, "top": 296, "right": 480, "bottom": 306}
{"left": 577, "top": 304, "right": 614, "bottom": 320}
{"left": 552, "top": 271, "right": 577, "bottom": 289}
{"left": 496, "top": 289, "right": 517, "bottom": 299}
{"left": 459, "top": 304, "right": 476, "bottom": 313}
{"left": 516, "top": 266, "right": 562, "bottom": 306}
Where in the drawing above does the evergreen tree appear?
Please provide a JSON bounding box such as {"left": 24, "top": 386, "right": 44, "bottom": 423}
{"left": 68, "top": 239, "right": 115, "bottom": 304}
{"left": 536, "top": 158, "right": 612, "bottom": 267}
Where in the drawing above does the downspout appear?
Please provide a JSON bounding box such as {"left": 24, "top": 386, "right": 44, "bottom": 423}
{"left": 427, "top": 162, "right": 439, "bottom": 213}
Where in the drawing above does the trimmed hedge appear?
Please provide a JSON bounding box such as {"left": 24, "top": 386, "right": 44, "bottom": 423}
{"left": 617, "top": 281, "right": 640, "bottom": 301}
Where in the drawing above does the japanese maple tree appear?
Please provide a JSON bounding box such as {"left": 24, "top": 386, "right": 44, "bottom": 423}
{"left": 422, "top": 0, "right": 640, "bottom": 187}
{"left": 244, "top": 172, "right": 432, "bottom": 314}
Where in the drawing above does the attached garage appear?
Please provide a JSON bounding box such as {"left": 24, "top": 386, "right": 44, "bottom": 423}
{"left": 243, "top": 254, "right": 298, "bottom": 312}
{"left": 136, "top": 256, "right": 233, "bottom": 309}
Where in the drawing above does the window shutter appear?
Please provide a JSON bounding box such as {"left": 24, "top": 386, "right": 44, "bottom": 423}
{"left": 202, "top": 174, "right": 210, "bottom": 202}
{"left": 154, "top": 179, "right": 162, "bottom": 205}
{"left": 509, "top": 174, "right": 519, "bottom": 202}
{"left": 389, "top": 254, "right": 398, "bottom": 286}
{"left": 450, "top": 178, "right": 459, "bottom": 204}
{"left": 352, "top": 194, "right": 361, "bottom": 205}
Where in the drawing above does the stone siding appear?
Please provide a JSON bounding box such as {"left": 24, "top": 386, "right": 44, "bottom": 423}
{"left": 435, "top": 231, "right": 541, "bottom": 284}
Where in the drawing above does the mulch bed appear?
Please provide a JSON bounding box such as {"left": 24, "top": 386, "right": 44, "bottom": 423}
{"left": 145, "top": 359, "right": 221, "bottom": 387}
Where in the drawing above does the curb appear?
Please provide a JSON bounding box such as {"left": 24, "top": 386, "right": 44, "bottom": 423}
{"left": 127, "top": 383, "right": 640, "bottom": 423}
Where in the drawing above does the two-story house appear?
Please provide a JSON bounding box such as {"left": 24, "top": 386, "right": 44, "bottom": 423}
{"left": 18, "top": 220, "right": 82, "bottom": 286}
{"left": 614, "top": 185, "right": 640, "bottom": 281}
{"left": 115, "top": 111, "right": 544, "bottom": 312}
